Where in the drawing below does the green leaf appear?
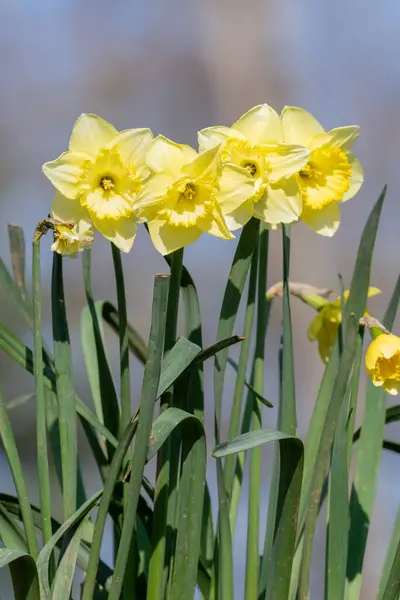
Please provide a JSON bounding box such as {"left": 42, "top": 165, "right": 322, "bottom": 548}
{"left": 8, "top": 224, "right": 28, "bottom": 302}
{"left": 51, "top": 252, "right": 78, "bottom": 519}
{"left": 102, "top": 301, "right": 148, "bottom": 364}
{"left": 109, "top": 274, "right": 170, "bottom": 600}
{"left": 227, "top": 358, "right": 273, "bottom": 408}
{"left": 213, "top": 217, "right": 260, "bottom": 600}
{"left": 0, "top": 548, "right": 39, "bottom": 600}
{"left": 51, "top": 517, "right": 86, "bottom": 600}
{"left": 0, "top": 384, "right": 38, "bottom": 558}
{"left": 213, "top": 429, "right": 301, "bottom": 458}
{"left": 0, "top": 259, "right": 33, "bottom": 329}
{"left": 37, "top": 491, "right": 102, "bottom": 600}
{"left": 345, "top": 273, "right": 400, "bottom": 600}
{"left": 378, "top": 505, "right": 400, "bottom": 600}
{"left": 0, "top": 502, "right": 28, "bottom": 551}
{"left": 157, "top": 337, "right": 201, "bottom": 397}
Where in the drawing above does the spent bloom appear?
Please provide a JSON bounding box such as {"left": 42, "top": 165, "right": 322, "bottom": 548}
{"left": 198, "top": 104, "right": 310, "bottom": 230}
{"left": 50, "top": 218, "right": 93, "bottom": 257}
{"left": 308, "top": 287, "right": 380, "bottom": 363}
{"left": 365, "top": 333, "right": 400, "bottom": 395}
{"left": 43, "top": 114, "right": 153, "bottom": 252}
{"left": 280, "top": 106, "right": 363, "bottom": 236}
{"left": 135, "top": 135, "right": 254, "bottom": 254}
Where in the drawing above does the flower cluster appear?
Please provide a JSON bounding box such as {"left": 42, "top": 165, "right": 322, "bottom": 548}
{"left": 42, "top": 105, "right": 363, "bottom": 255}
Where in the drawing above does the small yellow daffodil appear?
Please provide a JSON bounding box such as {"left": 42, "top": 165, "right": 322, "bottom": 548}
{"left": 135, "top": 135, "right": 254, "bottom": 254}
{"left": 280, "top": 106, "right": 363, "bottom": 236}
{"left": 308, "top": 287, "right": 380, "bottom": 363}
{"left": 50, "top": 219, "right": 93, "bottom": 257}
{"left": 42, "top": 114, "right": 153, "bottom": 252}
{"left": 365, "top": 333, "right": 400, "bottom": 395}
{"left": 198, "top": 104, "right": 310, "bottom": 230}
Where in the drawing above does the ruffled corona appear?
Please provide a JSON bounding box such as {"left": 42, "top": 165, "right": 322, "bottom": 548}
{"left": 365, "top": 334, "right": 400, "bottom": 395}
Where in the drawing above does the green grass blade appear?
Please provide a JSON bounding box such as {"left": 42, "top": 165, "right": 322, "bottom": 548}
{"left": 378, "top": 505, "right": 400, "bottom": 600}
{"left": 0, "top": 502, "right": 28, "bottom": 551}
{"left": 8, "top": 224, "right": 28, "bottom": 302}
{"left": 32, "top": 241, "right": 53, "bottom": 560}
{"left": 102, "top": 301, "right": 148, "bottom": 364}
{"left": 37, "top": 491, "right": 102, "bottom": 600}
{"left": 0, "top": 384, "right": 38, "bottom": 558}
{"left": 111, "top": 243, "right": 131, "bottom": 436}
{"left": 246, "top": 226, "right": 269, "bottom": 600}
{"left": 345, "top": 273, "right": 400, "bottom": 600}
{"left": 227, "top": 358, "right": 273, "bottom": 407}
{"left": 51, "top": 252, "right": 77, "bottom": 519}
{"left": 213, "top": 429, "right": 301, "bottom": 457}
{"left": 325, "top": 394, "right": 349, "bottom": 600}
{"left": 212, "top": 217, "right": 260, "bottom": 600}
{"left": 0, "top": 258, "right": 33, "bottom": 328}
{"left": 51, "top": 517, "right": 86, "bottom": 600}
{"left": 0, "top": 548, "right": 39, "bottom": 600}
{"left": 157, "top": 337, "right": 201, "bottom": 397}
{"left": 298, "top": 315, "right": 358, "bottom": 600}
{"left": 109, "top": 274, "right": 169, "bottom": 600}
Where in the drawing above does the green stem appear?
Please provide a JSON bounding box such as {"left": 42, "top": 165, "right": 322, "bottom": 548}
{"left": 111, "top": 243, "right": 131, "bottom": 436}
{"left": 245, "top": 225, "right": 269, "bottom": 600}
{"left": 147, "top": 248, "right": 183, "bottom": 600}
{"left": 32, "top": 241, "right": 54, "bottom": 574}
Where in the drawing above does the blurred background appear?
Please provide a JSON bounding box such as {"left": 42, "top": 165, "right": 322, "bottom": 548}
{"left": 1, "top": 0, "right": 400, "bottom": 597}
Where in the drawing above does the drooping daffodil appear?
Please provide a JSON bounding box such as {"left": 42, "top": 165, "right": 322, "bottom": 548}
{"left": 134, "top": 135, "right": 254, "bottom": 254}
{"left": 50, "top": 216, "right": 94, "bottom": 257}
{"left": 42, "top": 113, "right": 153, "bottom": 252}
{"left": 280, "top": 106, "right": 363, "bottom": 236}
{"left": 308, "top": 287, "right": 380, "bottom": 363}
{"left": 198, "top": 104, "right": 310, "bottom": 230}
{"left": 365, "top": 333, "right": 400, "bottom": 395}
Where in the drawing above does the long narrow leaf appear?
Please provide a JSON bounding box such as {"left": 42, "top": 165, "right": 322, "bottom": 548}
{"left": 378, "top": 505, "right": 400, "bottom": 600}
{"left": 0, "top": 548, "right": 39, "bottom": 600}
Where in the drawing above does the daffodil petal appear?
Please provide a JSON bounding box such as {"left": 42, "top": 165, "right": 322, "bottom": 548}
{"left": 265, "top": 144, "right": 310, "bottom": 182}
{"left": 198, "top": 126, "right": 246, "bottom": 153}
{"left": 342, "top": 153, "right": 363, "bottom": 202}
{"left": 148, "top": 220, "right": 201, "bottom": 255}
{"left": 217, "top": 164, "right": 254, "bottom": 214}
{"left": 90, "top": 216, "right": 136, "bottom": 253}
{"left": 327, "top": 126, "right": 360, "bottom": 150}
{"left": 254, "top": 178, "right": 302, "bottom": 225}
{"left": 198, "top": 204, "right": 234, "bottom": 240}
{"left": 181, "top": 145, "right": 221, "bottom": 179}
{"left": 134, "top": 173, "right": 175, "bottom": 213}
{"left": 301, "top": 202, "right": 340, "bottom": 237}
{"left": 52, "top": 191, "right": 92, "bottom": 226}
{"left": 367, "top": 287, "right": 381, "bottom": 298}
{"left": 383, "top": 380, "right": 400, "bottom": 395}
{"left": 281, "top": 106, "right": 325, "bottom": 146}
{"left": 222, "top": 200, "right": 254, "bottom": 231}
{"left": 69, "top": 114, "right": 118, "bottom": 157}
{"left": 43, "top": 151, "right": 90, "bottom": 199}
{"left": 307, "top": 313, "right": 323, "bottom": 341}
{"left": 146, "top": 135, "right": 197, "bottom": 176}
{"left": 232, "top": 104, "right": 282, "bottom": 145}
{"left": 108, "top": 128, "right": 154, "bottom": 168}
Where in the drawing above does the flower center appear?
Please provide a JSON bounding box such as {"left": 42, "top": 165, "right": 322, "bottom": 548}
{"left": 298, "top": 145, "right": 352, "bottom": 210}
{"left": 100, "top": 176, "right": 115, "bottom": 191}
{"left": 242, "top": 162, "right": 258, "bottom": 177}
{"left": 180, "top": 183, "right": 197, "bottom": 202}
{"left": 374, "top": 352, "right": 400, "bottom": 382}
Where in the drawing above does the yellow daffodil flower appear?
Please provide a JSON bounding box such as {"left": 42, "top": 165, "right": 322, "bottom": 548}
{"left": 198, "top": 104, "right": 310, "bottom": 230}
{"left": 280, "top": 106, "right": 363, "bottom": 236}
{"left": 365, "top": 333, "right": 400, "bottom": 395}
{"left": 50, "top": 218, "right": 94, "bottom": 257}
{"left": 135, "top": 135, "right": 254, "bottom": 254}
{"left": 42, "top": 114, "right": 153, "bottom": 252}
{"left": 308, "top": 287, "right": 380, "bottom": 363}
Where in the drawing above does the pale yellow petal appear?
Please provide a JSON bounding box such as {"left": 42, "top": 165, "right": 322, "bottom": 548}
{"left": 90, "top": 215, "right": 136, "bottom": 253}
{"left": 365, "top": 335, "right": 400, "bottom": 372}
{"left": 232, "top": 104, "right": 282, "bottom": 145}
{"left": 265, "top": 144, "right": 310, "bottom": 182}
{"left": 307, "top": 313, "right": 323, "bottom": 341}
{"left": 181, "top": 145, "right": 221, "bottom": 179}
{"left": 69, "top": 114, "right": 118, "bottom": 157}
{"left": 198, "top": 126, "right": 246, "bottom": 153}
{"left": 134, "top": 173, "right": 175, "bottom": 213}
{"left": 281, "top": 106, "right": 325, "bottom": 146}
{"left": 43, "top": 151, "right": 90, "bottom": 199}
{"left": 301, "top": 203, "right": 340, "bottom": 237}
{"left": 148, "top": 219, "right": 201, "bottom": 255}
{"left": 108, "top": 128, "right": 154, "bottom": 168}
{"left": 327, "top": 126, "right": 360, "bottom": 150}
{"left": 146, "top": 135, "right": 197, "bottom": 176}
{"left": 198, "top": 203, "right": 234, "bottom": 240}
{"left": 217, "top": 164, "right": 254, "bottom": 213}
{"left": 342, "top": 153, "right": 363, "bottom": 202}
{"left": 52, "top": 191, "right": 92, "bottom": 228}
{"left": 222, "top": 200, "right": 254, "bottom": 231}
{"left": 254, "top": 178, "right": 302, "bottom": 225}
{"left": 367, "top": 287, "right": 381, "bottom": 298}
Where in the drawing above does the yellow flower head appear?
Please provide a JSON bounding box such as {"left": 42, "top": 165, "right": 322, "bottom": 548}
{"left": 280, "top": 106, "right": 363, "bottom": 236}
{"left": 50, "top": 219, "right": 94, "bottom": 257}
{"left": 365, "top": 333, "right": 400, "bottom": 395}
{"left": 308, "top": 287, "right": 380, "bottom": 363}
{"left": 42, "top": 114, "right": 153, "bottom": 252}
{"left": 198, "top": 104, "right": 310, "bottom": 230}
{"left": 135, "top": 135, "right": 254, "bottom": 255}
